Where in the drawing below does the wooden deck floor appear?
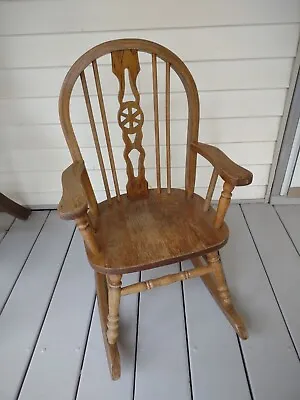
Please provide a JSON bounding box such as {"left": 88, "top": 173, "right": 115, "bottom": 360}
{"left": 0, "top": 204, "right": 300, "bottom": 400}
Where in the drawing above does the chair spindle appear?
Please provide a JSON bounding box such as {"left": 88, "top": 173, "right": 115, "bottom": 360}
{"left": 92, "top": 61, "right": 121, "bottom": 201}
{"left": 203, "top": 168, "right": 218, "bottom": 212}
{"left": 166, "top": 61, "right": 171, "bottom": 193}
{"left": 80, "top": 71, "right": 111, "bottom": 201}
{"left": 152, "top": 54, "right": 161, "bottom": 192}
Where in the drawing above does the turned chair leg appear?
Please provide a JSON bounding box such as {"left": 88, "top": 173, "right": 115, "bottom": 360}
{"left": 206, "top": 252, "right": 232, "bottom": 307}
{"left": 95, "top": 272, "right": 121, "bottom": 380}
{"left": 107, "top": 274, "right": 122, "bottom": 345}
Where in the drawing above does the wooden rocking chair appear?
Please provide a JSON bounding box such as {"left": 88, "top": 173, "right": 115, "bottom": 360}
{"left": 58, "top": 39, "right": 252, "bottom": 380}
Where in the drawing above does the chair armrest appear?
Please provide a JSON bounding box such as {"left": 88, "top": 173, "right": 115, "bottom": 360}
{"left": 58, "top": 161, "right": 88, "bottom": 220}
{"left": 191, "top": 142, "right": 253, "bottom": 186}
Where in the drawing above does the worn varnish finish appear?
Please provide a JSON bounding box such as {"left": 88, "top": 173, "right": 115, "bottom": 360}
{"left": 58, "top": 39, "right": 253, "bottom": 380}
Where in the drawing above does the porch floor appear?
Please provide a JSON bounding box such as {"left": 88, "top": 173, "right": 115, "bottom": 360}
{"left": 0, "top": 204, "right": 300, "bottom": 400}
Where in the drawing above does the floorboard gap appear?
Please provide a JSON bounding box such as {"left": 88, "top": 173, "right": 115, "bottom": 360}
{"left": 132, "top": 272, "right": 141, "bottom": 400}
{"left": 240, "top": 205, "right": 300, "bottom": 362}
{"left": 74, "top": 294, "right": 97, "bottom": 400}
{"left": 237, "top": 337, "right": 254, "bottom": 400}
{"left": 180, "top": 262, "right": 194, "bottom": 400}
{"left": 273, "top": 206, "right": 300, "bottom": 258}
{"left": 0, "top": 211, "right": 50, "bottom": 316}
{"left": 15, "top": 226, "right": 76, "bottom": 400}
{"left": 0, "top": 216, "right": 16, "bottom": 245}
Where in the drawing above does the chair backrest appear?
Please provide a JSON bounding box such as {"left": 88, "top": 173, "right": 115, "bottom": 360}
{"left": 59, "top": 39, "right": 200, "bottom": 202}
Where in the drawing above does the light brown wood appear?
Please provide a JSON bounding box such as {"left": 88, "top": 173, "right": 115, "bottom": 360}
{"left": 76, "top": 214, "right": 100, "bottom": 255}
{"left": 80, "top": 71, "right": 111, "bottom": 200}
{"left": 191, "top": 256, "right": 248, "bottom": 340}
{"left": 121, "top": 265, "right": 213, "bottom": 296}
{"left": 58, "top": 161, "right": 88, "bottom": 220}
{"left": 152, "top": 54, "right": 161, "bottom": 192}
{"left": 191, "top": 142, "right": 253, "bottom": 187}
{"left": 112, "top": 49, "right": 148, "bottom": 200}
{"left": 215, "top": 182, "right": 234, "bottom": 229}
{"left": 92, "top": 60, "right": 120, "bottom": 201}
{"left": 203, "top": 167, "right": 218, "bottom": 212}
{"left": 95, "top": 272, "right": 120, "bottom": 380}
{"left": 166, "top": 61, "right": 171, "bottom": 194}
{"left": 106, "top": 274, "right": 122, "bottom": 345}
{"left": 58, "top": 39, "right": 252, "bottom": 380}
{"left": 87, "top": 188, "right": 229, "bottom": 274}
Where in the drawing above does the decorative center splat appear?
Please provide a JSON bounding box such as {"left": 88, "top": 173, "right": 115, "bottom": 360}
{"left": 112, "top": 49, "right": 148, "bottom": 200}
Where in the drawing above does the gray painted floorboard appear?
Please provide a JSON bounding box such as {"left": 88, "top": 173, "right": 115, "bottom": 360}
{"left": 242, "top": 204, "right": 300, "bottom": 355}
{"left": 224, "top": 206, "right": 300, "bottom": 400}
{"left": 0, "top": 207, "right": 299, "bottom": 400}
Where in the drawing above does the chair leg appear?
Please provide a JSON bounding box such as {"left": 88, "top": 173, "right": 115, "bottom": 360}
{"left": 201, "top": 252, "right": 248, "bottom": 340}
{"left": 107, "top": 274, "right": 122, "bottom": 345}
{"left": 95, "top": 272, "right": 121, "bottom": 380}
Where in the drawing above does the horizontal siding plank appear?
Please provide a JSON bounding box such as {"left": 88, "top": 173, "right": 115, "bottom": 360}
{"left": 0, "top": 211, "right": 74, "bottom": 400}
{"left": 0, "top": 25, "right": 298, "bottom": 68}
{"left": 0, "top": 142, "right": 276, "bottom": 172}
{"left": 77, "top": 272, "right": 139, "bottom": 400}
{"left": 140, "top": 58, "right": 293, "bottom": 93}
{"left": 223, "top": 206, "right": 300, "bottom": 400}
{"left": 0, "top": 59, "right": 293, "bottom": 99}
{"left": 0, "top": 90, "right": 287, "bottom": 125}
{"left": 0, "top": 211, "right": 48, "bottom": 310}
{"left": 1, "top": 117, "right": 281, "bottom": 148}
{"left": 4, "top": 185, "right": 267, "bottom": 207}
{"left": 182, "top": 260, "right": 251, "bottom": 400}
{"left": 135, "top": 263, "right": 190, "bottom": 399}
{"left": 0, "top": 165, "right": 271, "bottom": 193}
{"left": 242, "top": 204, "right": 300, "bottom": 354}
{"left": 18, "top": 230, "right": 95, "bottom": 400}
{"left": 1, "top": 0, "right": 299, "bottom": 35}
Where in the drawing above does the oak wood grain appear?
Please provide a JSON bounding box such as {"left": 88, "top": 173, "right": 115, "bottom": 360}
{"left": 88, "top": 188, "right": 229, "bottom": 274}
{"left": 191, "top": 142, "right": 253, "bottom": 186}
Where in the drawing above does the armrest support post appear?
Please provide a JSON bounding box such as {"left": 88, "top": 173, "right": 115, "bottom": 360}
{"left": 203, "top": 167, "right": 218, "bottom": 212}
{"left": 214, "top": 182, "right": 234, "bottom": 229}
{"left": 76, "top": 213, "right": 100, "bottom": 255}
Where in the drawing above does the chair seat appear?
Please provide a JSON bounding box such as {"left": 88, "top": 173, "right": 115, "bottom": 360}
{"left": 88, "top": 188, "right": 229, "bottom": 274}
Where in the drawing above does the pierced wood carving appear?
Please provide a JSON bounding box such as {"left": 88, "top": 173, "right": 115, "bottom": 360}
{"left": 112, "top": 49, "right": 148, "bottom": 199}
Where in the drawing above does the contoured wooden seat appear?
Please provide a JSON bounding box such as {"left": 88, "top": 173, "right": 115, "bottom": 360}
{"left": 58, "top": 39, "right": 253, "bottom": 380}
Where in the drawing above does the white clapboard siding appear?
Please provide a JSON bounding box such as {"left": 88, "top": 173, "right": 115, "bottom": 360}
{"left": 0, "top": 3, "right": 299, "bottom": 204}
{"left": 0, "top": 211, "right": 74, "bottom": 400}
{"left": 0, "top": 142, "right": 276, "bottom": 172}
{"left": 0, "top": 90, "right": 287, "bottom": 125}
{"left": 1, "top": 117, "right": 281, "bottom": 148}
{"left": 0, "top": 59, "right": 293, "bottom": 99}
{"left": 18, "top": 231, "right": 95, "bottom": 400}
{"left": 1, "top": 0, "right": 299, "bottom": 35}
{"left": 0, "top": 165, "right": 271, "bottom": 194}
{"left": 182, "top": 260, "right": 251, "bottom": 400}
{"left": 77, "top": 272, "right": 139, "bottom": 400}
{"left": 242, "top": 205, "right": 300, "bottom": 354}
{"left": 135, "top": 263, "right": 191, "bottom": 399}
{"left": 223, "top": 206, "right": 300, "bottom": 400}
{"left": 0, "top": 25, "right": 299, "bottom": 69}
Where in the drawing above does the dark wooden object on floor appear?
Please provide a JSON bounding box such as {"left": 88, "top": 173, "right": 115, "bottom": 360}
{"left": 58, "top": 39, "right": 253, "bottom": 380}
{"left": 0, "top": 192, "right": 31, "bottom": 220}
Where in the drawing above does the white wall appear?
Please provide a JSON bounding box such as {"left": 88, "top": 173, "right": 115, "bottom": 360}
{"left": 0, "top": 0, "right": 299, "bottom": 206}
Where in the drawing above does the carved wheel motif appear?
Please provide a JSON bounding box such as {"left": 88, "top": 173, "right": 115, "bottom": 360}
{"left": 117, "top": 101, "right": 144, "bottom": 135}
